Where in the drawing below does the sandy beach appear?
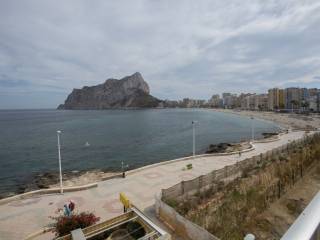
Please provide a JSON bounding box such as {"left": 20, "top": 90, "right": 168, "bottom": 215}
{"left": 215, "top": 109, "right": 320, "bottom": 130}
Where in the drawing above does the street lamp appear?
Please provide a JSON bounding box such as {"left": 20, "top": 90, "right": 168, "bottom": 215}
{"left": 121, "top": 161, "right": 129, "bottom": 178}
{"left": 192, "top": 121, "right": 198, "bottom": 157}
{"left": 57, "top": 130, "right": 63, "bottom": 194}
{"left": 251, "top": 116, "right": 255, "bottom": 142}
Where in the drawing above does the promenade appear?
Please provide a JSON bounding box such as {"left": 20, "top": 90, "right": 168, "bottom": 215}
{"left": 0, "top": 130, "right": 305, "bottom": 239}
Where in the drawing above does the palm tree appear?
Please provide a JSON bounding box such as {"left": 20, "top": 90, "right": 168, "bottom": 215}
{"left": 301, "top": 101, "right": 309, "bottom": 112}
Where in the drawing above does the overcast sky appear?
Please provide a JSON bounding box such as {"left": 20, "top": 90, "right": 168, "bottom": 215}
{"left": 1, "top": 0, "right": 320, "bottom": 109}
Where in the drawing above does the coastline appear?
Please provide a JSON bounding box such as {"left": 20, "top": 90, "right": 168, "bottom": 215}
{"left": 0, "top": 109, "right": 292, "bottom": 199}
{"left": 0, "top": 170, "right": 124, "bottom": 199}
{"left": 0, "top": 141, "right": 254, "bottom": 199}
{"left": 0, "top": 126, "right": 314, "bottom": 239}
{"left": 0, "top": 141, "right": 257, "bottom": 203}
{"left": 213, "top": 108, "right": 320, "bottom": 130}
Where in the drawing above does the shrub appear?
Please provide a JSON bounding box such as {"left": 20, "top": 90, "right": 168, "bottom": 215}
{"left": 286, "top": 199, "right": 304, "bottom": 215}
{"left": 50, "top": 211, "right": 100, "bottom": 237}
{"left": 241, "top": 166, "right": 251, "bottom": 178}
{"left": 165, "top": 198, "right": 178, "bottom": 208}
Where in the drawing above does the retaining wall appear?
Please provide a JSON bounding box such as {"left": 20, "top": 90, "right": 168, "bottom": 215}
{"left": 155, "top": 194, "right": 220, "bottom": 240}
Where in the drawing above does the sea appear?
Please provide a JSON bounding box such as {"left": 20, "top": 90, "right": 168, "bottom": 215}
{"left": 0, "top": 108, "right": 280, "bottom": 196}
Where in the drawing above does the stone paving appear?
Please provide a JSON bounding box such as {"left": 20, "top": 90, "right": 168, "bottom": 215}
{"left": 0, "top": 131, "right": 306, "bottom": 240}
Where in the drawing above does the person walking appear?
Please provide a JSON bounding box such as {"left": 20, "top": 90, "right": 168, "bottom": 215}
{"left": 63, "top": 204, "right": 71, "bottom": 217}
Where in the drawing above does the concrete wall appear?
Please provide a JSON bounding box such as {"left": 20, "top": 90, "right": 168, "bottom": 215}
{"left": 155, "top": 194, "right": 220, "bottom": 240}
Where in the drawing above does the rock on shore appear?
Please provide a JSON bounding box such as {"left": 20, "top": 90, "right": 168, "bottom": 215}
{"left": 205, "top": 142, "right": 251, "bottom": 154}
{"left": 206, "top": 143, "right": 233, "bottom": 153}
{"left": 12, "top": 170, "right": 120, "bottom": 197}
{"left": 58, "top": 72, "right": 161, "bottom": 109}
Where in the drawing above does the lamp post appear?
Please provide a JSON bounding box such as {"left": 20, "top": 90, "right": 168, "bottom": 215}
{"left": 121, "top": 161, "right": 129, "bottom": 178}
{"left": 121, "top": 161, "right": 125, "bottom": 178}
{"left": 57, "top": 130, "right": 63, "bottom": 194}
{"left": 251, "top": 116, "right": 254, "bottom": 142}
{"left": 192, "top": 121, "right": 198, "bottom": 157}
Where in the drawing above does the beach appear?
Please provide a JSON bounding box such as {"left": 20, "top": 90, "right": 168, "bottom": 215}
{"left": 216, "top": 109, "right": 320, "bottom": 130}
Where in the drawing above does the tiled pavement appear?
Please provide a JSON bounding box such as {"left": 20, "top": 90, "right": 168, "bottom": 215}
{"left": 0, "top": 131, "right": 306, "bottom": 240}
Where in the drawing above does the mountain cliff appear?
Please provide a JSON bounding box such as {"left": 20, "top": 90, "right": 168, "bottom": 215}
{"left": 57, "top": 72, "right": 161, "bottom": 109}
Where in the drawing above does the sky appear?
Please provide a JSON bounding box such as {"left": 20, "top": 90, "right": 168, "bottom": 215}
{"left": 1, "top": 0, "right": 320, "bottom": 109}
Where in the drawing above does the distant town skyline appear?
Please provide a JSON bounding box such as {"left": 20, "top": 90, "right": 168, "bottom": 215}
{"left": 1, "top": 1, "right": 320, "bottom": 109}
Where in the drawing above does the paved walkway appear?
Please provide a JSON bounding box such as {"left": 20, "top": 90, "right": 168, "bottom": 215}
{"left": 0, "top": 131, "right": 305, "bottom": 239}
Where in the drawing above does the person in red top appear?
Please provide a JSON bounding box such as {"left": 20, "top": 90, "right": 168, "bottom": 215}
{"left": 68, "top": 200, "right": 75, "bottom": 213}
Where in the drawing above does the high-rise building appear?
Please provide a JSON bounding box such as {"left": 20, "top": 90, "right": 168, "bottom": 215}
{"left": 208, "top": 87, "right": 318, "bottom": 112}
{"left": 222, "top": 93, "right": 231, "bottom": 99}
{"left": 279, "top": 89, "right": 285, "bottom": 109}
{"left": 268, "top": 88, "right": 280, "bottom": 110}
{"left": 223, "top": 94, "right": 238, "bottom": 109}
{"left": 240, "top": 93, "right": 253, "bottom": 109}
{"left": 241, "top": 94, "right": 256, "bottom": 110}
{"left": 284, "top": 88, "right": 301, "bottom": 110}
{"left": 308, "top": 96, "right": 318, "bottom": 112}
{"left": 308, "top": 88, "right": 318, "bottom": 97}
{"left": 222, "top": 93, "right": 231, "bottom": 108}
{"left": 254, "top": 94, "right": 268, "bottom": 111}
{"left": 300, "top": 88, "right": 309, "bottom": 101}
{"left": 182, "top": 98, "right": 206, "bottom": 108}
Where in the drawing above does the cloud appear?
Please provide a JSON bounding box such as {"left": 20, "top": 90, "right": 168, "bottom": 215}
{"left": 1, "top": 0, "right": 320, "bottom": 108}
{"left": 0, "top": 78, "right": 30, "bottom": 88}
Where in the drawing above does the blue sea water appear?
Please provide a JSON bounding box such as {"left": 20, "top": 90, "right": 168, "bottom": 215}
{"left": 0, "top": 108, "right": 279, "bottom": 195}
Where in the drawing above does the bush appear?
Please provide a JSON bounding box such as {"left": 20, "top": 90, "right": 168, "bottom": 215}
{"left": 186, "top": 163, "right": 193, "bottom": 169}
{"left": 286, "top": 199, "right": 304, "bottom": 215}
{"left": 165, "top": 198, "right": 178, "bottom": 208}
{"left": 50, "top": 211, "right": 100, "bottom": 237}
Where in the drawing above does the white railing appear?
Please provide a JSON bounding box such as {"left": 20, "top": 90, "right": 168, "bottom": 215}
{"left": 281, "top": 191, "right": 320, "bottom": 240}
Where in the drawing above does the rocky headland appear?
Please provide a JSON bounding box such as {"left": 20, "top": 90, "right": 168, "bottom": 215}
{"left": 58, "top": 72, "right": 161, "bottom": 109}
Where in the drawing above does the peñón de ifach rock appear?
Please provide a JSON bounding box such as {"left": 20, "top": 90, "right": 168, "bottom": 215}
{"left": 57, "top": 72, "right": 161, "bottom": 109}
